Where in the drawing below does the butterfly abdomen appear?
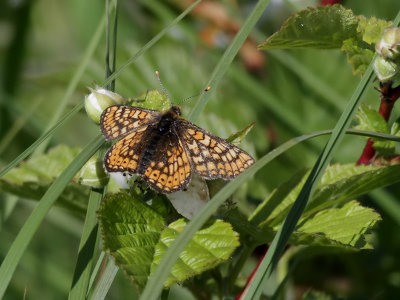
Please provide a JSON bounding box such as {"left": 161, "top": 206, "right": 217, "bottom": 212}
{"left": 138, "top": 110, "right": 178, "bottom": 174}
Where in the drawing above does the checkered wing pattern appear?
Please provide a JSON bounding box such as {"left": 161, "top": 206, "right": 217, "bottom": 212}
{"left": 100, "top": 105, "right": 161, "bottom": 141}
{"left": 103, "top": 126, "right": 148, "bottom": 173}
{"left": 140, "top": 131, "right": 192, "bottom": 193}
{"left": 177, "top": 120, "right": 255, "bottom": 179}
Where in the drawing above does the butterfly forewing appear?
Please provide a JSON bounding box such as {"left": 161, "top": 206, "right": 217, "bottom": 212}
{"left": 100, "top": 105, "right": 161, "bottom": 141}
{"left": 177, "top": 120, "right": 255, "bottom": 179}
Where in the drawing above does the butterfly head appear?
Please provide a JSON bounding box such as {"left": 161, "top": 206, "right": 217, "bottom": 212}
{"left": 171, "top": 105, "right": 182, "bottom": 116}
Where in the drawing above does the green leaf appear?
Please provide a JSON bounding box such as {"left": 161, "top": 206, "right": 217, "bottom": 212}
{"left": 226, "top": 122, "right": 255, "bottom": 145}
{"left": 354, "top": 104, "right": 394, "bottom": 154}
{"left": 0, "top": 145, "right": 89, "bottom": 212}
{"left": 354, "top": 104, "right": 388, "bottom": 133}
{"left": 296, "top": 200, "right": 381, "bottom": 249}
{"left": 129, "top": 89, "right": 171, "bottom": 111}
{"left": 151, "top": 219, "right": 239, "bottom": 287}
{"left": 357, "top": 15, "right": 393, "bottom": 45}
{"left": 341, "top": 38, "right": 375, "bottom": 75}
{"left": 255, "top": 163, "right": 399, "bottom": 230}
{"left": 258, "top": 5, "right": 358, "bottom": 50}
{"left": 98, "top": 193, "right": 239, "bottom": 289}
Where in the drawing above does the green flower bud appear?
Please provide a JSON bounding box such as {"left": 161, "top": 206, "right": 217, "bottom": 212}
{"left": 373, "top": 55, "right": 400, "bottom": 82}
{"left": 78, "top": 155, "right": 109, "bottom": 188}
{"left": 85, "top": 86, "right": 123, "bottom": 124}
{"left": 376, "top": 26, "right": 400, "bottom": 60}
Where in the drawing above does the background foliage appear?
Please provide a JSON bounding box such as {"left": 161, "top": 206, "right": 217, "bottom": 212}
{"left": 1, "top": 0, "right": 400, "bottom": 299}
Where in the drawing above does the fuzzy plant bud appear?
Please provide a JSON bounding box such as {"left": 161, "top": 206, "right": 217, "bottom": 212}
{"left": 373, "top": 55, "right": 400, "bottom": 82}
{"left": 376, "top": 26, "right": 400, "bottom": 60}
{"left": 85, "top": 86, "right": 123, "bottom": 124}
{"left": 77, "top": 155, "right": 109, "bottom": 188}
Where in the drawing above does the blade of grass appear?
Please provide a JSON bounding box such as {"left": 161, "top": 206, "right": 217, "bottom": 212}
{"left": 240, "top": 11, "right": 400, "bottom": 300}
{"left": 0, "top": 134, "right": 105, "bottom": 298}
{"left": 188, "top": 0, "right": 272, "bottom": 123}
{"left": 0, "top": 1, "right": 201, "bottom": 180}
{"left": 68, "top": 187, "right": 105, "bottom": 300}
{"left": 88, "top": 256, "right": 119, "bottom": 300}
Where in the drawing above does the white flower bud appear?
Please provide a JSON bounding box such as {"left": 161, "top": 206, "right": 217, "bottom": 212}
{"left": 85, "top": 86, "right": 123, "bottom": 124}
{"left": 376, "top": 26, "right": 400, "bottom": 60}
{"left": 78, "top": 155, "right": 109, "bottom": 188}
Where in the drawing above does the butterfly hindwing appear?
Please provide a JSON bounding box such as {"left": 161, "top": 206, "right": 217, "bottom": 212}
{"left": 139, "top": 130, "right": 192, "bottom": 193}
{"left": 177, "top": 120, "right": 255, "bottom": 179}
{"left": 100, "top": 105, "right": 161, "bottom": 141}
{"left": 103, "top": 126, "right": 148, "bottom": 173}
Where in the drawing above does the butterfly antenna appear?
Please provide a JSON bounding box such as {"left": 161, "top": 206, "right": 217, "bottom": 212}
{"left": 155, "top": 71, "right": 172, "bottom": 106}
{"left": 178, "top": 86, "right": 211, "bottom": 105}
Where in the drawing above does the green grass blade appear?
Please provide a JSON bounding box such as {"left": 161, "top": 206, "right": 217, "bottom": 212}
{"left": 88, "top": 257, "right": 119, "bottom": 300}
{"left": 0, "top": 1, "right": 200, "bottom": 180}
{"left": 188, "top": 0, "right": 272, "bottom": 123}
{"left": 0, "top": 134, "right": 105, "bottom": 298}
{"left": 68, "top": 187, "right": 104, "bottom": 300}
{"left": 240, "top": 11, "right": 400, "bottom": 300}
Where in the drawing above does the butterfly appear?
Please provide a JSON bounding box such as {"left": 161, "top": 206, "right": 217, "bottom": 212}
{"left": 100, "top": 104, "right": 255, "bottom": 194}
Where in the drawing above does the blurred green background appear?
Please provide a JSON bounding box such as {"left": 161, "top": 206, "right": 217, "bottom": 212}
{"left": 1, "top": 0, "right": 400, "bottom": 298}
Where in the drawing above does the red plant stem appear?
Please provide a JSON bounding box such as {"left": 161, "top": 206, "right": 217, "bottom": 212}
{"left": 356, "top": 83, "right": 400, "bottom": 165}
{"left": 236, "top": 251, "right": 267, "bottom": 300}
{"left": 320, "top": 0, "right": 342, "bottom": 5}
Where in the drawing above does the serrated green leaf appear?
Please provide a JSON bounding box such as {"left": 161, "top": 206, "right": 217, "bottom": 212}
{"left": 354, "top": 104, "right": 394, "bottom": 154}
{"left": 341, "top": 38, "right": 375, "bottom": 75}
{"left": 0, "top": 145, "right": 89, "bottom": 212}
{"left": 99, "top": 193, "right": 165, "bottom": 288}
{"left": 357, "top": 15, "right": 393, "bottom": 45}
{"left": 354, "top": 104, "right": 388, "bottom": 133}
{"left": 151, "top": 219, "right": 239, "bottom": 287}
{"left": 253, "top": 163, "right": 400, "bottom": 246}
{"left": 98, "top": 193, "right": 239, "bottom": 289}
{"left": 296, "top": 200, "right": 381, "bottom": 249}
{"left": 226, "top": 122, "right": 255, "bottom": 145}
{"left": 258, "top": 5, "right": 358, "bottom": 50}
{"left": 129, "top": 89, "right": 171, "bottom": 111}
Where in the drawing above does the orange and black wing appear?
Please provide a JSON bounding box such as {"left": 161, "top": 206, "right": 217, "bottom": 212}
{"left": 139, "top": 130, "right": 192, "bottom": 194}
{"left": 100, "top": 105, "right": 161, "bottom": 141}
{"left": 103, "top": 126, "right": 149, "bottom": 173}
{"left": 177, "top": 120, "right": 255, "bottom": 179}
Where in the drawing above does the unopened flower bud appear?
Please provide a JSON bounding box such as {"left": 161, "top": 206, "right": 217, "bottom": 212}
{"left": 376, "top": 26, "right": 400, "bottom": 60}
{"left": 78, "top": 155, "right": 109, "bottom": 188}
{"left": 85, "top": 86, "right": 123, "bottom": 124}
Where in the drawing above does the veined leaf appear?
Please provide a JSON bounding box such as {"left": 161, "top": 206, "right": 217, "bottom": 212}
{"left": 295, "top": 200, "right": 381, "bottom": 249}
{"left": 354, "top": 104, "right": 394, "bottom": 154}
{"left": 341, "top": 38, "right": 375, "bottom": 75}
{"left": 247, "top": 163, "right": 400, "bottom": 249}
{"left": 0, "top": 145, "right": 89, "bottom": 212}
{"left": 98, "top": 192, "right": 239, "bottom": 289}
{"left": 258, "top": 5, "right": 358, "bottom": 50}
{"left": 357, "top": 15, "right": 393, "bottom": 45}
{"left": 151, "top": 218, "right": 239, "bottom": 287}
